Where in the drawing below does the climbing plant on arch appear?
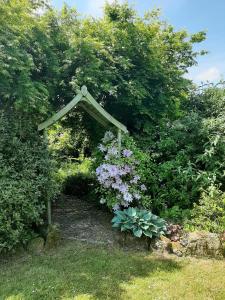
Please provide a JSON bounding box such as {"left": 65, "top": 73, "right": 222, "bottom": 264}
{"left": 38, "top": 85, "right": 128, "bottom": 224}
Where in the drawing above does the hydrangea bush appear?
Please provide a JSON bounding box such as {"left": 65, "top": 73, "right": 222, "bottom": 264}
{"left": 95, "top": 131, "right": 151, "bottom": 210}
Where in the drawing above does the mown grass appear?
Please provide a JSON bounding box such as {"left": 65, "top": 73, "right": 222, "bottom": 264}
{"left": 0, "top": 241, "right": 225, "bottom": 300}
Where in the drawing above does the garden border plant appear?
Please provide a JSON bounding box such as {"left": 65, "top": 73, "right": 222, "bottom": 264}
{"left": 95, "top": 131, "right": 167, "bottom": 241}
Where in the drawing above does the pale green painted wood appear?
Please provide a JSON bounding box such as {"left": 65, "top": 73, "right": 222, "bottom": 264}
{"left": 38, "top": 92, "right": 83, "bottom": 131}
{"left": 38, "top": 86, "right": 128, "bottom": 134}
{"left": 81, "top": 85, "right": 88, "bottom": 96}
{"left": 117, "top": 129, "right": 122, "bottom": 156}
{"left": 47, "top": 199, "right": 52, "bottom": 225}
{"left": 44, "top": 129, "right": 52, "bottom": 225}
{"left": 79, "top": 101, "right": 109, "bottom": 127}
{"left": 83, "top": 88, "right": 128, "bottom": 133}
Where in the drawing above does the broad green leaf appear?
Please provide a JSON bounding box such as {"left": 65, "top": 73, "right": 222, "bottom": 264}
{"left": 133, "top": 228, "right": 142, "bottom": 237}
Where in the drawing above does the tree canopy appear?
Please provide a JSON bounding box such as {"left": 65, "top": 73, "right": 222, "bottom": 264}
{"left": 0, "top": 0, "right": 206, "bottom": 137}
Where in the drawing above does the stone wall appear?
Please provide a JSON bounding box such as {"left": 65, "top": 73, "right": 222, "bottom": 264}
{"left": 152, "top": 231, "right": 225, "bottom": 259}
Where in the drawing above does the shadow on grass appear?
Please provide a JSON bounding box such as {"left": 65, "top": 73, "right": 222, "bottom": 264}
{"left": 0, "top": 241, "right": 182, "bottom": 300}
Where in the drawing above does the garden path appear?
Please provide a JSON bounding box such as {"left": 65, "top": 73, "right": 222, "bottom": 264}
{"left": 52, "top": 195, "right": 119, "bottom": 246}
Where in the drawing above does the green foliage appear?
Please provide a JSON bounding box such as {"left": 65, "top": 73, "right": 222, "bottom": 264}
{"left": 0, "top": 0, "right": 223, "bottom": 248}
{"left": 0, "top": 112, "right": 58, "bottom": 252}
{"left": 112, "top": 207, "right": 167, "bottom": 238}
{"left": 185, "top": 186, "right": 225, "bottom": 233}
{"left": 56, "top": 159, "right": 93, "bottom": 181}
{"left": 52, "top": 2, "right": 205, "bottom": 144}
{"left": 0, "top": 0, "right": 60, "bottom": 120}
{"left": 0, "top": 0, "right": 207, "bottom": 140}
{"left": 185, "top": 83, "right": 225, "bottom": 118}
{"left": 160, "top": 206, "right": 190, "bottom": 224}
{"left": 48, "top": 124, "right": 75, "bottom": 160}
{"left": 55, "top": 159, "right": 95, "bottom": 197}
{"left": 47, "top": 122, "right": 92, "bottom": 161}
{"left": 144, "top": 84, "right": 225, "bottom": 216}
{"left": 62, "top": 173, "right": 96, "bottom": 197}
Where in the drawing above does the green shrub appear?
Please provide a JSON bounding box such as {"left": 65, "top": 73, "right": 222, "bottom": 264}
{"left": 55, "top": 159, "right": 96, "bottom": 198}
{"left": 47, "top": 124, "right": 91, "bottom": 161}
{"left": 112, "top": 207, "right": 167, "bottom": 238}
{"left": 145, "top": 108, "right": 225, "bottom": 215}
{"left": 185, "top": 186, "right": 225, "bottom": 233}
{"left": 63, "top": 173, "right": 96, "bottom": 197}
{"left": 160, "top": 206, "right": 191, "bottom": 223}
{"left": 56, "top": 159, "right": 93, "bottom": 183}
{"left": 0, "top": 112, "right": 58, "bottom": 252}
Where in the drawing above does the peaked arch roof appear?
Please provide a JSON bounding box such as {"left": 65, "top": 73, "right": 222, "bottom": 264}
{"left": 38, "top": 85, "right": 128, "bottom": 133}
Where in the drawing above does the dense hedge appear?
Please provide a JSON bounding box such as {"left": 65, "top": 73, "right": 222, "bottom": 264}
{"left": 0, "top": 112, "right": 58, "bottom": 252}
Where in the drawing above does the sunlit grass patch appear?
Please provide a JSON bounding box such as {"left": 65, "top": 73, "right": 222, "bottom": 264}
{"left": 0, "top": 241, "right": 225, "bottom": 300}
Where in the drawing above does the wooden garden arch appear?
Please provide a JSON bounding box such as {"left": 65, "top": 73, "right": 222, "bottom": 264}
{"left": 38, "top": 85, "right": 128, "bottom": 225}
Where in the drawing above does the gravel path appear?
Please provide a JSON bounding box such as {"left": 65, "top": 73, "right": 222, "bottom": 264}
{"left": 52, "top": 195, "right": 119, "bottom": 246}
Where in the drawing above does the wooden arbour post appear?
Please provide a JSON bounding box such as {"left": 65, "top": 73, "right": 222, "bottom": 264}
{"left": 43, "top": 129, "right": 52, "bottom": 225}
{"left": 118, "top": 129, "right": 122, "bottom": 156}
{"left": 38, "top": 86, "right": 128, "bottom": 225}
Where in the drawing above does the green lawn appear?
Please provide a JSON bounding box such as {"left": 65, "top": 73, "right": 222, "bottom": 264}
{"left": 1, "top": 241, "right": 225, "bottom": 300}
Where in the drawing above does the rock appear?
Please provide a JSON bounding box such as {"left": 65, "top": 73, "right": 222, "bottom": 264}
{"left": 160, "top": 235, "right": 172, "bottom": 252}
{"left": 150, "top": 239, "right": 164, "bottom": 253}
{"left": 151, "top": 236, "right": 172, "bottom": 253}
{"left": 160, "top": 235, "right": 171, "bottom": 244}
{"left": 185, "top": 231, "right": 223, "bottom": 258}
{"left": 180, "top": 234, "right": 189, "bottom": 247}
{"left": 45, "top": 224, "right": 61, "bottom": 250}
{"left": 220, "top": 231, "right": 225, "bottom": 242}
{"left": 171, "top": 241, "right": 184, "bottom": 257}
{"left": 27, "top": 237, "right": 44, "bottom": 255}
{"left": 116, "top": 232, "right": 148, "bottom": 250}
{"left": 221, "top": 242, "right": 225, "bottom": 257}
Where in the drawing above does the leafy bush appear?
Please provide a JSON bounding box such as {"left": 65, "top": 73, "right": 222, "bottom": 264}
{"left": 56, "top": 159, "right": 93, "bottom": 182}
{"left": 160, "top": 206, "right": 191, "bottom": 223}
{"left": 95, "top": 131, "right": 151, "bottom": 210}
{"left": 112, "top": 207, "right": 167, "bottom": 238}
{"left": 144, "top": 85, "right": 225, "bottom": 215}
{"left": 0, "top": 1, "right": 59, "bottom": 118}
{"left": 185, "top": 186, "right": 225, "bottom": 233}
{"left": 0, "top": 112, "right": 58, "bottom": 252}
{"left": 55, "top": 159, "right": 96, "bottom": 197}
{"left": 48, "top": 124, "right": 91, "bottom": 161}
{"left": 62, "top": 174, "right": 96, "bottom": 197}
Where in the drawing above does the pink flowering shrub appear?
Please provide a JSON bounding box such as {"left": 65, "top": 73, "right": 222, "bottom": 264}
{"left": 95, "top": 131, "right": 151, "bottom": 210}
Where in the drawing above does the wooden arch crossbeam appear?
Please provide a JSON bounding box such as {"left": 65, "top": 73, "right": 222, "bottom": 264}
{"left": 38, "top": 85, "right": 128, "bottom": 134}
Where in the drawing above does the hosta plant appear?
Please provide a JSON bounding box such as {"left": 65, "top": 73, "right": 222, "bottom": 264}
{"left": 112, "top": 207, "right": 167, "bottom": 238}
